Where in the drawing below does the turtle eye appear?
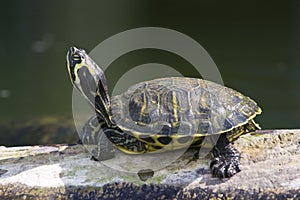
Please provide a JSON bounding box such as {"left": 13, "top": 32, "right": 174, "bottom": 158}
{"left": 79, "top": 49, "right": 86, "bottom": 54}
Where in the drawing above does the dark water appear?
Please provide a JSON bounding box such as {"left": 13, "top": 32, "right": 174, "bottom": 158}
{"left": 0, "top": 1, "right": 299, "bottom": 145}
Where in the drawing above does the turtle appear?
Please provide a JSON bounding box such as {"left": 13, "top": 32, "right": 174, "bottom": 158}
{"left": 66, "top": 46, "right": 262, "bottom": 178}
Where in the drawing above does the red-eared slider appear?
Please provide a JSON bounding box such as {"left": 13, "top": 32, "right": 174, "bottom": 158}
{"left": 66, "top": 46, "right": 262, "bottom": 178}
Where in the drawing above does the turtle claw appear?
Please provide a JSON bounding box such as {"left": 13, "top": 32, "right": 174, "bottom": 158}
{"left": 210, "top": 157, "right": 240, "bottom": 178}
{"left": 91, "top": 146, "right": 115, "bottom": 161}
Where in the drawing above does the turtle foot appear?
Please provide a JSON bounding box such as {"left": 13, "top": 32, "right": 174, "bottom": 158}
{"left": 91, "top": 137, "right": 116, "bottom": 161}
{"left": 210, "top": 154, "right": 240, "bottom": 178}
{"left": 210, "top": 134, "right": 241, "bottom": 178}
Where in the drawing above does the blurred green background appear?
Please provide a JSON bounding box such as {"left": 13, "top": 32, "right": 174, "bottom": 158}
{"left": 0, "top": 1, "right": 299, "bottom": 146}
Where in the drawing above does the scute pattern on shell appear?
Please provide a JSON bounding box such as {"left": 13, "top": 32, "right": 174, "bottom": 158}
{"left": 111, "top": 77, "right": 261, "bottom": 136}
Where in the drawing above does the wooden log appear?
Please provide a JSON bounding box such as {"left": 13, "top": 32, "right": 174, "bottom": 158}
{"left": 0, "top": 130, "right": 299, "bottom": 199}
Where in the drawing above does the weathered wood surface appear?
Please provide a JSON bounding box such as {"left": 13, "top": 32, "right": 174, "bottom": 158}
{"left": 0, "top": 130, "right": 299, "bottom": 199}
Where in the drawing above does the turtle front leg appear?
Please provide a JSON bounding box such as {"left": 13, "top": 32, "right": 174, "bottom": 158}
{"left": 80, "top": 115, "right": 116, "bottom": 161}
{"left": 210, "top": 134, "right": 241, "bottom": 178}
{"left": 92, "top": 128, "right": 116, "bottom": 161}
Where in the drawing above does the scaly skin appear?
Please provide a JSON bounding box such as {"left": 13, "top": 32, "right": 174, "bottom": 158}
{"left": 210, "top": 134, "right": 241, "bottom": 178}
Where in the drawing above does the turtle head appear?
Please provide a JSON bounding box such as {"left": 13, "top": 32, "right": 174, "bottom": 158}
{"left": 66, "top": 46, "right": 93, "bottom": 85}
{"left": 66, "top": 46, "right": 112, "bottom": 126}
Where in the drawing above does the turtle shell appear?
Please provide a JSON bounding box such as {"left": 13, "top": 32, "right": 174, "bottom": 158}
{"left": 111, "top": 77, "right": 261, "bottom": 147}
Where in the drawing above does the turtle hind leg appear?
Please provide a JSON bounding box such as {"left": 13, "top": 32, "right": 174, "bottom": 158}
{"left": 210, "top": 134, "right": 241, "bottom": 178}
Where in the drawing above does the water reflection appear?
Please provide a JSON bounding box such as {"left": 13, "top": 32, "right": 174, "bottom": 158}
{"left": 0, "top": 1, "right": 299, "bottom": 145}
